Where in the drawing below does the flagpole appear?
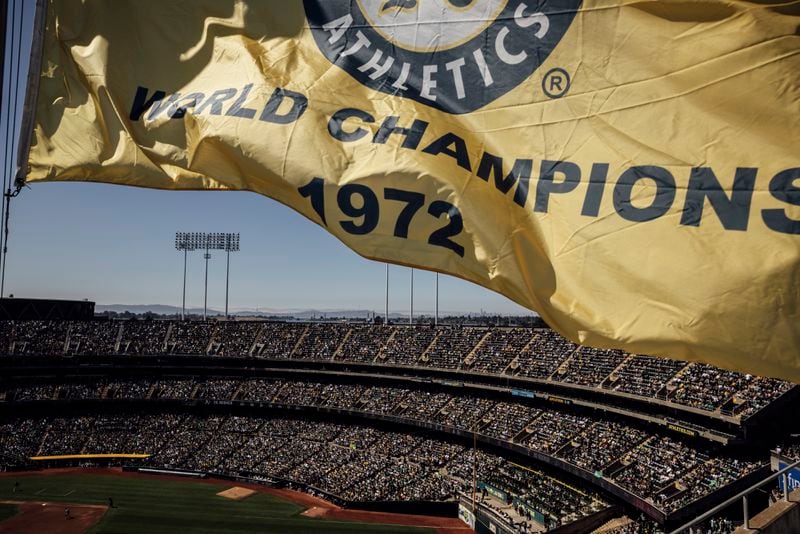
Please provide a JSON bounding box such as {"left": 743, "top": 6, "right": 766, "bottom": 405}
{"left": 0, "top": 0, "right": 25, "bottom": 298}
{"left": 203, "top": 242, "right": 210, "bottom": 321}
{"left": 0, "top": 0, "right": 16, "bottom": 295}
{"left": 0, "top": 0, "right": 13, "bottom": 286}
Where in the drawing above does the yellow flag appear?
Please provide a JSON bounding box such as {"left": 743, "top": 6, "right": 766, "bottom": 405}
{"left": 21, "top": 1, "right": 800, "bottom": 380}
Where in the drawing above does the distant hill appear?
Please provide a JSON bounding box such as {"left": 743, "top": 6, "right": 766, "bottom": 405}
{"left": 95, "top": 304, "right": 455, "bottom": 319}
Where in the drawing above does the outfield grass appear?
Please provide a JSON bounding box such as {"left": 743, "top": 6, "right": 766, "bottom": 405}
{"left": 0, "top": 474, "right": 433, "bottom": 533}
{"left": 0, "top": 502, "right": 18, "bottom": 521}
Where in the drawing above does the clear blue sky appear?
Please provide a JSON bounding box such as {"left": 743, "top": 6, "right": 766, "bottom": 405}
{"left": 0, "top": 1, "right": 530, "bottom": 315}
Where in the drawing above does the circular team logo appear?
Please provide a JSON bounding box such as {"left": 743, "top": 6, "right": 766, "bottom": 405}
{"left": 304, "top": 0, "right": 582, "bottom": 114}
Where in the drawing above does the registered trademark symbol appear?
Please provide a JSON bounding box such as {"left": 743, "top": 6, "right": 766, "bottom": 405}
{"left": 542, "top": 68, "right": 571, "bottom": 99}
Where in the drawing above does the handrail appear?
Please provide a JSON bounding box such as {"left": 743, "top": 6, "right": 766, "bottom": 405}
{"left": 458, "top": 493, "right": 521, "bottom": 533}
{"left": 669, "top": 457, "right": 800, "bottom": 533}
{"left": 6, "top": 346, "right": 796, "bottom": 428}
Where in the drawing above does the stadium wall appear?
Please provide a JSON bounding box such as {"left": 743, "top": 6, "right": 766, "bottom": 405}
{"left": 0, "top": 298, "right": 95, "bottom": 320}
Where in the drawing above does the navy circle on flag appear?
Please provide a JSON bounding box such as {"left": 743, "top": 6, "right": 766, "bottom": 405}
{"left": 303, "top": 0, "right": 582, "bottom": 114}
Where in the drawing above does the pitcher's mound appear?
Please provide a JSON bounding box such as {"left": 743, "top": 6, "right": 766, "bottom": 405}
{"left": 216, "top": 487, "right": 257, "bottom": 501}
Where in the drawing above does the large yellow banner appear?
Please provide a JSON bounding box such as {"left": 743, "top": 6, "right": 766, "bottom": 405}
{"left": 22, "top": 1, "right": 800, "bottom": 380}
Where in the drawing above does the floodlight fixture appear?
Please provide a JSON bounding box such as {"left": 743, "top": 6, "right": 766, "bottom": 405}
{"left": 175, "top": 232, "right": 197, "bottom": 320}
{"left": 175, "top": 232, "right": 241, "bottom": 321}
{"left": 221, "top": 233, "right": 240, "bottom": 317}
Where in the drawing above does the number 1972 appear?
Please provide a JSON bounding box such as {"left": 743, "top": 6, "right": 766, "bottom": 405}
{"left": 298, "top": 177, "right": 465, "bottom": 257}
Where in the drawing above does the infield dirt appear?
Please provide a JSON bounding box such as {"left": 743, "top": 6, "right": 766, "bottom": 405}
{"left": 0, "top": 500, "right": 106, "bottom": 534}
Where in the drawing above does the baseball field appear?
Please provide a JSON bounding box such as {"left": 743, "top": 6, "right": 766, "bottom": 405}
{"left": 0, "top": 469, "right": 469, "bottom": 533}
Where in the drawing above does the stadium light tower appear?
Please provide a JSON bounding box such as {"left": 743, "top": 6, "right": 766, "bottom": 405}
{"left": 409, "top": 268, "right": 414, "bottom": 325}
{"left": 203, "top": 237, "right": 211, "bottom": 320}
{"left": 435, "top": 272, "right": 439, "bottom": 326}
{"left": 176, "top": 232, "right": 239, "bottom": 321}
{"left": 175, "top": 232, "right": 200, "bottom": 321}
{"left": 223, "top": 233, "right": 240, "bottom": 318}
{"left": 385, "top": 263, "right": 389, "bottom": 325}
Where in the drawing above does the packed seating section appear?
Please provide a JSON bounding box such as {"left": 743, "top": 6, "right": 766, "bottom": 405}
{"left": 0, "top": 413, "right": 608, "bottom": 532}
{"left": 0, "top": 320, "right": 791, "bottom": 419}
{"left": 0, "top": 376, "right": 765, "bottom": 515}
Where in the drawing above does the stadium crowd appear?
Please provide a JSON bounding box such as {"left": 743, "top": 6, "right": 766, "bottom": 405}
{"left": 776, "top": 441, "right": 800, "bottom": 460}
{"left": 0, "top": 376, "right": 765, "bottom": 515}
{"left": 0, "top": 320, "right": 792, "bottom": 419}
{"left": 0, "top": 413, "right": 608, "bottom": 532}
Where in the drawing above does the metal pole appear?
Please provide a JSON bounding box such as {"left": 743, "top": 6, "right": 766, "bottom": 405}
{"left": 435, "top": 273, "right": 439, "bottom": 326}
{"left": 203, "top": 244, "right": 210, "bottom": 321}
{"left": 3, "top": 0, "right": 38, "bottom": 300}
{"left": 181, "top": 248, "right": 187, "bottom": 321}
{"left": 0, "top": 0, "right": 17, "bottom": 297}
{"left": 0, "top": 183, "right": 16, "bottom": 299}
{"left": 0, "top": 0, "right": 8, "bottom": 276}
{"left": 409, "top": 268, "right": 414, "bottom": 325}
{"left": 471, "top": 431, "right": 477, "bottom": 512}
{"left": 225, "top": 248, "right": 230, "bottom": 318}
{"left": 783, "top": 473, "right": 789, "bottom": 501}
{"left": 385, "top": 263, "right": 389, "bottom": 325}
{"left": 0, "top": 190, "right": 9, "bottom": 298}
{"left": 742, "top": 495, "right": 749, "bottom": 530}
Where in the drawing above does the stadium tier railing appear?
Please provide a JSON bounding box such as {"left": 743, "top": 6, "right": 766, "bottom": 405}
{"left": 0, "top": 354, "right": 763, "bottom": 441}
{"left": 669, "top": 457, "right": 800, "bottom": 533}
{"left": 2, "top": 320, "right": 794, "bottom": 427}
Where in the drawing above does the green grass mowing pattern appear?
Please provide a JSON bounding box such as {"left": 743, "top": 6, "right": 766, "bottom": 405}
{"left": 0, "top": 502, "right": 19, "bottom": 521}
{"left": 0, "top": 474, "right": 434, "bottom": 533}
